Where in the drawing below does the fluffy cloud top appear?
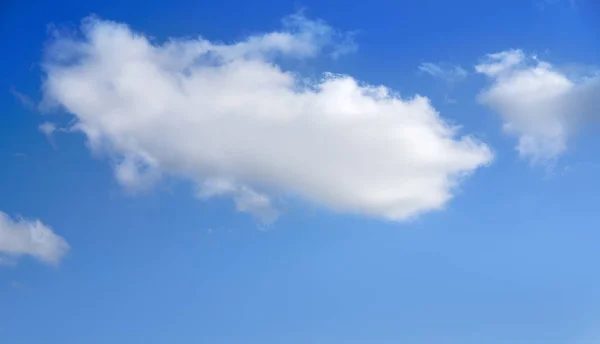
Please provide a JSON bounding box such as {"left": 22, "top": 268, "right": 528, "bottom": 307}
{"left": 41, "top": 14, "right": 492, "bottom": 222}
{"left": 476, "top": 49, "right": 599, "bottom": 163}
{"left": 0, "top": 211, "right": 69, "bottom": 266}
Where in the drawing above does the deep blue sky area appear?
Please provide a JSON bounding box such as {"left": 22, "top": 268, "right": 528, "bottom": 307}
{"left": 1, "top": 1, "right": 600, "bottom": 343}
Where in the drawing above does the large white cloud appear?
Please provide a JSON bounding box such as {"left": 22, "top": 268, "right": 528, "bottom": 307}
{"left": 41, "top": 14, "right": 492, "bottom": 222}
{"left": 476, "top": 49, "right": 600, "bottom": 163}
{"left": 0, "top": 211, "right": 69, "bottom": 266}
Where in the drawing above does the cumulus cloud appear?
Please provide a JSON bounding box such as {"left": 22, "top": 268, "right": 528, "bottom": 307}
{"left": 41, "top": 14, "right": 492, "bottom": 222}
{"left": 0, "top": 211, "right": 69, "bottom": 266}
{"left": 419, "top": 62, "right": 468, "bottom": 83}
{"left": 476, "top": 49, "right": 599, "bottom": 163}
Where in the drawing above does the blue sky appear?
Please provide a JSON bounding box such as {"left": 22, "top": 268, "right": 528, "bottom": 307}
{"left": 1, "top": 0, "right": 600, "bottom": 343}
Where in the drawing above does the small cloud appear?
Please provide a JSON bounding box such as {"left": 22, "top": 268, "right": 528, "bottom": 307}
{"left": 475, "top": 49, "right": 599, "bottom": 164}
{"left": 39, "top": 122, "right": 56, "bottom": 137}
{"left": 330, "top": 30, "right": 358, "bottom": 59}
{"left": 11, "top": 281, "right": 22, "bottom": 289}
{"left": 9, "top": 87, "right": 36, "bottom": 110}
{"left": 281, "top": 10, "right": 358, "bottom": 60}
{"left": 419, "top": 62, "right": 468, "bottom": 83}
{"left": 38, "top": 122, "right": 59, "bottom": 148}
{"left": 11, "top": 152, "right": 27, "bottom": 158}
{"left": 233, "top": 187, "right": 279, "bottom": 224}
{"left": 444, "top": 95, "right": 458, "bottom": 104}
{"left": 196, "top": 180, "right": 278, "bottom": 224}
{"left": 0, "top": 211, "right": 70, "bottom": 266}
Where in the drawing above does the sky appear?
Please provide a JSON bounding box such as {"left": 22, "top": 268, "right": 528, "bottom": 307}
{"left": 1, "top": 0, "right": 599, "bottom": 343}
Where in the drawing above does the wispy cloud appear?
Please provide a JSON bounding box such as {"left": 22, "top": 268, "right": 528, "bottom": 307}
{"left": 38, "top": 122, "right": 59, "bottom": 148}
{"left": 9, "top": 87, "right": 36, "bottom": 110}
{"left": 535, "top": 0, "right": 576, "bottom": 10}
{"left": 0, "top": 255, "right": 16, "bottom": 266}
{"left": 419, "top": 62, "right": 468, "bottom": 83}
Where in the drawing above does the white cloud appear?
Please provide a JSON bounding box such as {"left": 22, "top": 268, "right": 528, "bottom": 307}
{"left": 38, "top": 122, "right": 56, "bottom": 136}
{"left": 41, "top": 14, "right": 492, "bottom": 222}
{"left": 476, "top": 49, "right": 599, "bottom": 163}
{"left": 0, "top": 211, "right": 69, "bottom": 266}
{"left": 38, "top": 122, "right": 59, "bottom": 148}
{"left": 419, "top": 62, "right": 468, "bottom": 83}
{"left": 196, "top": 179, "right": 279, "bottom": 223}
